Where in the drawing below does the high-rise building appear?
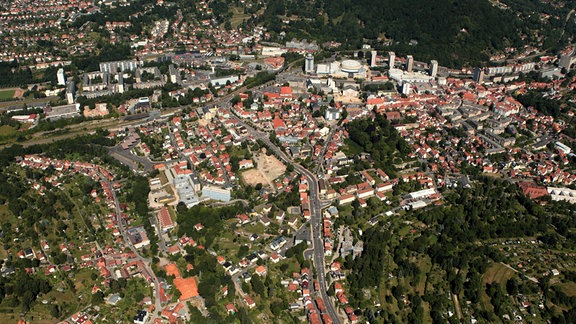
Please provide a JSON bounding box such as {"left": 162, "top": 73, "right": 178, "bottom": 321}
{"left": 388, "top": 52, "right": 396, "bottom": 69}
{"left": 305, "top": 54, "right": 315, "bottom": 73}
{"left": 559, "top": 54, "right": 573, "bottom": 70}
{"left": 370, "top": 50, "right": 377, "bottom": 67}
{"left": 66, "top": 81, "right": 76, "bottom": 104}
{"left": 473, "top": 67, "right": 485, "bottom": 84}
{"left": 402, "top": 82, "right": 412, "bottom": 95}
{"left": 405, "top": 55, "right": 414, "bottom": 72}
{"left": 429, "top": 60, "right": 438, "bottom": 78}
{"left": 57, "top": 68, "right": 66, "bottom": 86}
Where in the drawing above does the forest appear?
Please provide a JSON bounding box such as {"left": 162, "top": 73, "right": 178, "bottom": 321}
{"left": 345, "top": 175, "right": 576, "bottom": 323}
{"left": 0, "top": 62, "right": 34, "bottom": 88}
{"left": 257, "top": 0, "right": 571, "bottom": 67}
{"left": 345, "top": 112, "right": 410, "bottom": 177}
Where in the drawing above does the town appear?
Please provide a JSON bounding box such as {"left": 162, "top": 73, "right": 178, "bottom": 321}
{"left": 1, "top": 0, "right": 576, "bottom": 324}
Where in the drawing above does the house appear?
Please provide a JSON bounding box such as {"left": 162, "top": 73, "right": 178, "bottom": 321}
{"left": 334, "top": 282, "right": 343, "bottom": 294}
{"left": 239, "top": 159, "right": 254, "bottom": 169}
{"left": 259, "top": 216, "right": 271, "bottom": 226}
{"left": 255, "top": 265, "right": 267, "bottom": 276}
{"left": 270, "top": 253, "right": 281, "bottom": 263}
{"left": 133, "top": 310, "right": 149, "bottom": 324}
{"left": 107, "top": 294, "right": 122, "bottom": 306}
{"left": 225, "top": 303, "right": 237, "bottom": 315}
{"left": 237, "top": 213, "right": 251, "bottom": 224}
{"left": 330, "top": 262, "right": 341, "bottom": 272}
{"left": 336, "top": 292, "right": 348, "bottom": 304}
{"left": 338, "top": 193, "right": 355, "bottom": 205}
{"left": 245, "top": 295, "right": 256, "bottom": 309}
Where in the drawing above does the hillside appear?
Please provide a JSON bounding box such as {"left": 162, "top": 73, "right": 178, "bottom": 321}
{"left": 258, "top": 0, "right": 574, "bottom": 67}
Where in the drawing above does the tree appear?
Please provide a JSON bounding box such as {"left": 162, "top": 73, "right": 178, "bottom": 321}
{"left": 50, "top": 304, "right": 61, "bottom": 319}
{"left": 251, "top": 275, "right": 265, "bottom": 296}
{"left": 91, "top": 291, "right": 104, "bottom": 304}
{"left": 237, "top": 245, "right": 249, "bottom": 258}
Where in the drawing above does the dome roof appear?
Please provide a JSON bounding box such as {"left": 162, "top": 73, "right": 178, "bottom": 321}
{"left": 340, "top": 60, "right": 362, "bottom": 73}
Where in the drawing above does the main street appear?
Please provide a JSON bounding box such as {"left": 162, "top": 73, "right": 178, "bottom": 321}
{"left": 223, "top": 107, "right": 342, "bottom": 323}
{"left": 102, "top": 172, "right": 164, "bottom": 321}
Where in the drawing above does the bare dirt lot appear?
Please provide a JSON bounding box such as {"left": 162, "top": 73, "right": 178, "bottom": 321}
{"left": 13, "top": 88, "right": 24, "bottom": 98}
{"left": 241, "top": 150, "right": 286, "bottom": 189}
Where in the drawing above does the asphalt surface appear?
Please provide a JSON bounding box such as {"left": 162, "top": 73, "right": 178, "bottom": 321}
{"left": 222, "top": 108, "right": 342, "bottom": 323}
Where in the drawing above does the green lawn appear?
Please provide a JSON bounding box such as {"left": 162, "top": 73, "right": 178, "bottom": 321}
{"left": 342, "top": 138, "right": 364, "bottom": 156}
{"left": 0, "top": 125, "right": 17, "bottom": 137}
{"left": 229, "top": 6, "right": 252, "bottom": 28}
{"left": 482, "top": 262, "right": 515, "bottom": 284}
{"left": 0, "top": 89, "right": 15, "bottom": 100}
{"left": 559, "top": 282, "right": 576, "bottom": 297}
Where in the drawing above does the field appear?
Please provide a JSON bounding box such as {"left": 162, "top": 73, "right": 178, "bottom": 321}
{"left": 241, "top": 151, "right": 286, "bottom": 189}
{"left": 483, "top": 262, "right": 515, "bottom": 284}
{"left": 229, "top": 6, "right": 252, "bottom": 28}
{"left": 559, "top": 281, "right": 576, "bottom": 297}
{"left": 0, "top": 89, "right": 15, "bottom": 100}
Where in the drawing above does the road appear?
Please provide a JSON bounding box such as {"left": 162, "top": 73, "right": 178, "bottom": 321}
{"left": 102, "top": 172, "right": 164, "bottom": 321}
{"left": 314, "top": 125, "right": 339, "bottom": 175}
{"left": 108, "top": 144, "right": 162, "bottom": 172}
{"left": 223, "top": 108, "right": 342, "bottom": 323}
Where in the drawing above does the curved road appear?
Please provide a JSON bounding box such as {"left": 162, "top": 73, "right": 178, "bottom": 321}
{"left": 224, "top": 112, "right": 342, "bottom": 323}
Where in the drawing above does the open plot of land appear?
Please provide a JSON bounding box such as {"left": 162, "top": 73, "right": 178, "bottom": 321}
{"left": 0, "top": 89, "right": 15, "bottom": 100}
{"left": 242, "top": 152, "right": 286, "bottom": 189}
{"left": 229, "top": 6, "right": 252, "bottom": 28}
{"left": 254, "top": 151, "right": 286, "bottom": 183}
{"left": 241, "top": 168, "right": 269, "bottom": 187}
{"left": 483, "top": 262, "right": 515, "bottom": 284}
{"left": 559, "top": 281, "right": 576, "bottom": 297}
{"left": 0, "top": 125, "right": 17, "bottom": 137}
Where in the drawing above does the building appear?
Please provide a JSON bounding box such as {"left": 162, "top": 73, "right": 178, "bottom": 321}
{"left": 157, "top": 206, "right": 175, "bottom": 232}
{"left": 401, "top": 82, "right": 412, "bottom": 95}
{"left": 127, "top": 226, "right": 150, "bottom": 249}
{"left": 405, "top": 55, "right": 414, "bottom": 72}
{"left": 173, "top": 174, "right": 200, "bottom": 208}
{"left": 370, "top": 50, "right": 377, "bottom": 67}
{"left": 473, "top": 67, "right": 485, "bottom": 84}
{"left": 408, "top": 188, "right": 437, "bottom": 200}
{"left": 169, "top": 64, "right": 180, "bottom": 84}
{"left": 44, "top": 103, "right": 80, "bottom": 120}
{"left": 210, "top": 75, "right": 239, "bottom": 87}
{"left": 548, "top": 187, "right": 576, "bottom": 204}
{"left": 325, "top": 108, "right": 340, "bottom": 121}
{"left": 388, "top": 52, "right": 396, "bottom": 69}
{"left": 429, "top": 60, "right": 438, "bottom": 78}
{"left": 99, "top": 60, "right": 140, "bottom": 74}
{"left": 559, "top": 54, "right": 573, "bottom": 70}
{"left": 555, "top": 141, "right": 571, "bottom": 154}
{"left": 270, "top": 236, "right": 287, "bottom": 250}
{"left": 66, "top": 81, "right": 76, "bottom": 104}
{"left": 305, "top": 54, "right": 315, "bottom": 74}
{"left": 133, "top": 310, "right": 149, "bottom": 324}
{"left": 57, "top": 68, "right": 66, "bottom": 86}
{"left": 202, "top": 186, "right": 231, "bottom": 202}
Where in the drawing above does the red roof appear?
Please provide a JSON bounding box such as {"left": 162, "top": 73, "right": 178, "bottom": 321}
{"left": 174, "top": 277, "right": 199, "bottom": 301}
{"left": 273, "top": 117, "right": 286, "bottom": 129}
{"left": 158, "top": 206, "right": 174, "bottom": 230}
{"left": 280, "top": 86, "right": 292, "bottom": 96}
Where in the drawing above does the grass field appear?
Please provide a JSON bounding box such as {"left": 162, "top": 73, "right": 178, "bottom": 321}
{"left": 559, "top": 282, "right": 576, "bottom": 297}
{"left": 0, "top": 89, "right": 15, "bottom": 100}
{"left": 229, "top": 6, "right": 251, "bottom": 28}
{"left": 483, "top": 262, "right": 515, "bottom": 284}
{"left": 0, "top": 125, "right": 17, "bottom": 137}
